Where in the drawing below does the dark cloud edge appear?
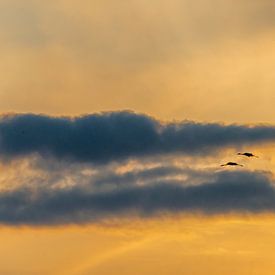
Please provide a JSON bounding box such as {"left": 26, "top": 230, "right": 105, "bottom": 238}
{"left": 0, "top": 110, "right": 275, "bottom": 163}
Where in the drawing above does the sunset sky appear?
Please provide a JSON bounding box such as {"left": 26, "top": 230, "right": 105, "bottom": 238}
{"left": 1, "top": 0, "right": 275, "bottom": 274}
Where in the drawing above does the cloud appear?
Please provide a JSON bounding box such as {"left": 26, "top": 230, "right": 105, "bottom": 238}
{"left": 0, "top": 170, "right": 274, "bottom": 225}
{"left": 0, "top": 111, "right": 275, "bottom": 163}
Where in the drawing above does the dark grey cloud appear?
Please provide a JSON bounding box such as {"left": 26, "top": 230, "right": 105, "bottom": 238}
{"left": 0, "top": 111, "right": 275, "bottom": 163}
{"left": 0, "top": 170, "right": 275, "bottom": 225}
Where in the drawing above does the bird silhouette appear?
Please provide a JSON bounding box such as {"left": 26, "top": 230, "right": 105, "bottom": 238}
{"left": 221, "top": 162, "right": 243, "bottom": 167}
{"left": 237, "top": 152, "right": 259, "bottom": 158}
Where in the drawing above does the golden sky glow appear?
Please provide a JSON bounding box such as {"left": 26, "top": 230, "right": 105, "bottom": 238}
{"left": 2, "top": 216, "right": 275, "bottom": 275}
{"left": 1, "top": 1, "right": 275, "bottom": 274}
{"left": 0, "top": 0, "right": 274, "bottom": 122}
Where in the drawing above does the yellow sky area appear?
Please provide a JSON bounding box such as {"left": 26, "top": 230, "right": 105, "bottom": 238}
{"left": 1, "top": 30, "right": 274, "bottom": 123}
{"left": 0, "top": 0, "right": 274, "bottom": 123}
{"left": 1, "top": 215, "right": 275, "bottom": 275}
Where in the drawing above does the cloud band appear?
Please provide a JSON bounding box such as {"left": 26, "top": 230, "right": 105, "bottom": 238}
{"left": 0, "top": 111, "right": 275, "bottom": 163}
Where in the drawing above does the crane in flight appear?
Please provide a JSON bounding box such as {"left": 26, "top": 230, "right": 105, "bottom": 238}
{"left": 237, "top": 152, "right": 259, "bottom": 158}
{"left": 221, "top": 162, "right": 244, "bottom": 167}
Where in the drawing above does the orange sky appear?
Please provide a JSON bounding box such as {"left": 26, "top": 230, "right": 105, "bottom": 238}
{"left": 1, "top": 0, "right": 275, "bottom": 274}
{"left": 0, "top": 0, "right": 274, "bottom": 122}
{"left": 1, "top": 216, "right": 275, "bottom": 275}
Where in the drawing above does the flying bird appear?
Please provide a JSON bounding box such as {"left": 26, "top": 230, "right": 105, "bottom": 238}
{"left": 221, "top": 162, "right": 243, "bottom": 167}
{"left": 237, "top": 152, "right": 259, "bottom": 158}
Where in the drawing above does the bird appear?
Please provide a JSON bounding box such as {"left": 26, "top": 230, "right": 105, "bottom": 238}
{"left": 237, "top": 152, "right": 259, "bottom": 158}
{"left": 221, "top": 162, "right": 243, "bottom": 167}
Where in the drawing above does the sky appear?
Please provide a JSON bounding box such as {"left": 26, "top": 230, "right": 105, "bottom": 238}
{"left": 1, "top": 0, "right": 275, "bottom": 274}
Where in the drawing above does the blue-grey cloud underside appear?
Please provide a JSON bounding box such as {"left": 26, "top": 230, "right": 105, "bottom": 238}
{"left": 0, "top": 171, "right": 274, "bottom": 225}
{"left": 0, "top": 111, "right": 275, "bottom": 163}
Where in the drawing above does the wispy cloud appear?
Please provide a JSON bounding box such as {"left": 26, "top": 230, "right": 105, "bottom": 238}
{"left": 0, "top": 170, "right": 274, "bottom": 225}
